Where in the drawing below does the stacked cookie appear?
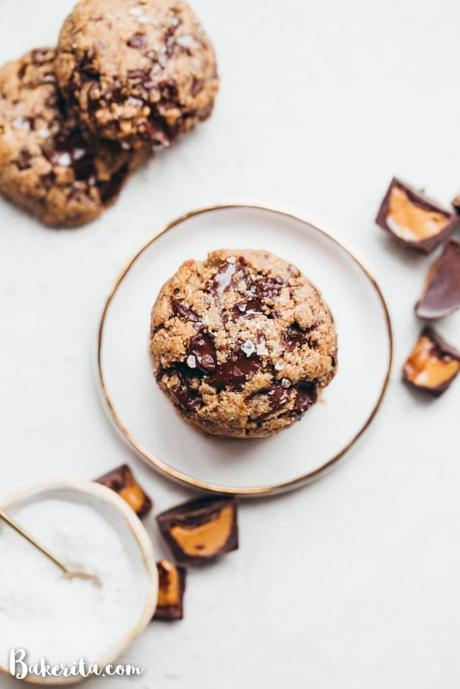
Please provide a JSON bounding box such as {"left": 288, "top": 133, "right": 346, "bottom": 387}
{"left": 0, "top": 0, "right": 218, "bottom": 228}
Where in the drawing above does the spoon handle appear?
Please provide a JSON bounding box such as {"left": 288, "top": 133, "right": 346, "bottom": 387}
{"left": 0, "top": 506, "right": 70, "bottom": 576}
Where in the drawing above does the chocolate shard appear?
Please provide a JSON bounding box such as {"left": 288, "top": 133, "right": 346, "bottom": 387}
{"left": 95, "top": 464, "right": 153, "bottom": 519}
{"left": 154, "top": 560, "right": 186, "bottom": 621}
{"left": 415, "top": 240, "right": 460, "bottom": 319}
{"left": 376, "top": 178, "right": 459, "bottom": 253}
{"left": 156, "top": 496, "right": 238, "bottom": 566}
{"left": 402, "top": 327, "right": 460, "bottom": 397}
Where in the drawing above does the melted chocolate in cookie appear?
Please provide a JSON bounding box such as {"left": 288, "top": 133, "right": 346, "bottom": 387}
{"left": 295, "top": 382, "right": 317, "bottom": 415}
{"left": 188, "top": 333, "right": 217, "bottom": 373}
{"left": 251, "top": 275, "right": 284, "bottom": 298}
{"left": 42, "top": 127, "right": 96, "bottom": 181}
{"left": 15, "top": 149, "right": 32, "bottom": 170}
{"left": 209, "top": 355, "right": 261, "bottom": 391}
{"left": 232, "top": 297, "right": 264, "bottom": 319}
{"left": 167, "top": 366, "right": 202, "bottom": 412}
{"left": 284, "top": 323, "right": 314, "bottom": 350}
{"left": 172, "top": 299, "right": 200, "bottom": 322}
{"left": 99, "top": 163, "right": 129, "bottom": 203}
{"left": 267, "top": 384, "right": 290, "bottom": 411}
{"left": 41, "top": 125, "right": 130, "bottom": 205}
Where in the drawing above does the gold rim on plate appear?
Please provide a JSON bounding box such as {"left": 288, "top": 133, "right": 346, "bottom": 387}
{"left": 97, "top": 204, "right": 393, "bottom": 498}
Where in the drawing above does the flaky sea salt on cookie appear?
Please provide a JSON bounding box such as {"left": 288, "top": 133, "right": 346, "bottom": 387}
{"left": 150, "top": 249, "right": 338, "bottom": 439}
{"left": 55, "top": 0, "right": 219, "bottom": 150}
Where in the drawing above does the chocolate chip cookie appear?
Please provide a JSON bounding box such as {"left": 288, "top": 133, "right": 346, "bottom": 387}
{"left": 150, "top": 250, "right": 338, "bottom": 439}
{"left": 55, "top": 0, "right": 219, "bottom": 150}
{"left": 0, "top": 48, "right": 136, "bottom": 227}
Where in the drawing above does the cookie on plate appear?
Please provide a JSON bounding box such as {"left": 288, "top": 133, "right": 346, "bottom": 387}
{"left": 0, "top": 48, "right": 137, "bottom": 228}
{"left": 55, "top": 0, "right": 219, "bottom": 150}
{"left": 150, "top": 250, "right": 338, "bottom": 439}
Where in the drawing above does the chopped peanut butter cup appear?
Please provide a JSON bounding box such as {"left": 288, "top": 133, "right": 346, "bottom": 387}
{"left": 403, "top": 327, "right": 460, "bottom": 396}
{"left": 96, "top": 464, "right": 153, "bottom": 518}
{"left": 156, "top": 496, "right": 238, "bottom": 565}
{"left": 415, "top": 240, "right": 460, "bottom": 319}
{"left": 376, "top": 178, "right": 459, "bottom": 253}
{"left": 154, "top": 560, "right": 186, "bottom": 621}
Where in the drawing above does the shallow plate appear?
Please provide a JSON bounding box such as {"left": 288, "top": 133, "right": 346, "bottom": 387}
{"left": 98, "top": 205, "right": 393, "bottom": 497}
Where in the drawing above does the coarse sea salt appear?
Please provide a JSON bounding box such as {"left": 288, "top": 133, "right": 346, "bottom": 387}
{"left": 0, "top": 498, "right": 145, "bottom": 668}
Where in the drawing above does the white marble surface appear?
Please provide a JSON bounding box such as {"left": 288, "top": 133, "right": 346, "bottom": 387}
{"left": 1, "top": 0, "right": 459, "bottom": 686}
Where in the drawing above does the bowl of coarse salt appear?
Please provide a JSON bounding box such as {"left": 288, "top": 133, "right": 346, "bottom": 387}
{"left": 0, "top": 481, "right": 158, "bottom": 685}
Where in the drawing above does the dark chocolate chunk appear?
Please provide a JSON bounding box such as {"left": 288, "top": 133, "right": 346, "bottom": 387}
{"left": 251, "top": 275, "right": 284, "bottom": 298}
{"left": 267, "top": 384, "right": 290, "bottom": 411}
{"left": 95, "top": 464, "right": 153, "bottom": 518}
{"left": 156, "top": 496, "right": 238, "bottom": 566}
{"left": 403, "top": 326, "right": 460, "bottom": 396}
{"left": 295, "top": 381, "right": 318, "bottom": 415}
{"left": 154, "top": 560, "right": 186, "bottom": 621}
{"left": 77, "top": 51, "right": 98, "bottom": 81}
{"left": 188, "top": 333, "right": 217, "bottom": 373}
{"left": 144, "top": 118, "right": 170, "bottom": 147}
{"left": 209, "top": 355, "right": 260, "bottom": 391}
{"left": 168, "top": 367, "right": 202, "bottom": 412}
{"left": 284, "top": 323, "right": 310, "bottom": 350}
{"left": 232, "top": 297, "right": 264, "bottom": 319}
{"left": 415, "top": 240, "right": 460, "bottom": 319}
{"left": 159, "top": 79, "right": 178, "bottom": 100}
{"left": 15, "top": 149, "right": 32, "bottom": 171}
{"left": 42, "top": 127, "right": 96, "bottom": 181}
{"left": 172, "top": 299, "right": 200, "bottom": 322}
{"left": 98, "top": 163, "right": 129, "bottom": 204}
{"left": 376, "top": 178, "right": 459, "bottom": 253}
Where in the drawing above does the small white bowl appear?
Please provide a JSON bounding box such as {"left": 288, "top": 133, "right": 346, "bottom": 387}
{"left": 0, "top": 481, "right": 158, "bottom": 686}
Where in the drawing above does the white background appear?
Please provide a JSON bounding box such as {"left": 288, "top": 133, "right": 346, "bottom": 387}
{"left": 1, "top": 0, "right": 459, "bottom": 687}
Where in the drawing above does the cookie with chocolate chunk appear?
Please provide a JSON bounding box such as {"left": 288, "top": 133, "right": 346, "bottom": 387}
{"left": 150, "top": 250, "right": 338, "bottom": 438}
{"left": 55, "top": 0, "right": 218, "bottom": 150}
{"left": 0, "top": 48, "right": 137, "bottom": 227}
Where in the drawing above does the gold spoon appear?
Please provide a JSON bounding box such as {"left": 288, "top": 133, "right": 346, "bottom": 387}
{"left": 0, "top": 506, "right": 102, "bottom": 587}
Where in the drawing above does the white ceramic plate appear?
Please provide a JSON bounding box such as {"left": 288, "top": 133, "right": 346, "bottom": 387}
{"left": 97, "top": 205, "right": 393, "bottom": 497}
{"left": 0, "top": 481, "right": 157, "bottom": 686}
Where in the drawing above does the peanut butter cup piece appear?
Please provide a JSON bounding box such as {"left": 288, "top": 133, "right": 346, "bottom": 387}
{"left": 403, "top": 327, "right": 460, "bottom": 396}
{"left": 156, "top": 496, "right": 238, "bottom": 566}
{"left": 376, "top": 178, "right": 459, "bottom": 253}
{"left": 154, "top": 560, "right": 186, "bottom": 620}
{"left": 415, "top": 240, "right": 460, "bottom": 319}
{"left": 96, "top": 464, "right": 153, "bottom": 518}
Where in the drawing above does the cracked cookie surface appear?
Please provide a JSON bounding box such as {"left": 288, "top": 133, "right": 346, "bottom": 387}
{"left": 55, "top": 0, "right": 218, "bottom": 150}
{"left": 0, "top": 48, "right": 136, "bottom": 227}
{"left": 150, "top": 249, "right": 338, "bottom": 438}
